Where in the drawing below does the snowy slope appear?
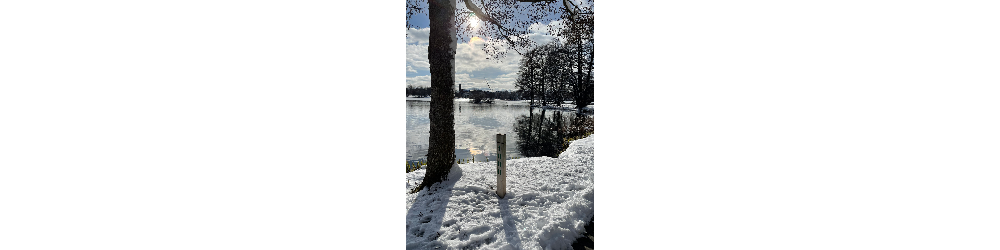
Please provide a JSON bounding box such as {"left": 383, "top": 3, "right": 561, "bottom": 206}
{"left": 406, "top": 135, "right": 594, "bottom": 250}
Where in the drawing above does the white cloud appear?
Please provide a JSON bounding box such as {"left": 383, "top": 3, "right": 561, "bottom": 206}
{"left": 454, "top": 38, "right": 521, "bottom": 82}
{"left": 491, "top": 71, "right": 519, "bottom": 90}
{"left": 412, "top": 61, "right": 429, "bottom": 71}
{"left": 406, "top": 37, "right": 521, "bottom": 90}
{"left": 406, "top": 44, "right": 429, "bottom": 73}
{"left": 405, "top": 19, "right": 569, "bottom": 91}
{"left": 455, "top": 73, "right": 474, "bottom": 86}
{"left": 406, "top": 75, "right": 431, "bottom": 87}
{"left": 406, "top": 27, "right": 430, "bottom": 45}
{"left": 523, "top": 19, "right": 568, "bottom": 46}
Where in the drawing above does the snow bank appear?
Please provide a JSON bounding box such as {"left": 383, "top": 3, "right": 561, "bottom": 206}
{"left": 406, "top": 135, "right": 595, "bottom": 250}
{"left": 530, "top": 104, "right": 594, "bottom": 114}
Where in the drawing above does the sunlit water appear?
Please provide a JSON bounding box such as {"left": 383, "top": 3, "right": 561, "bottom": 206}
{"left": 406, "top": 98, "right": 564, "bottom": 164}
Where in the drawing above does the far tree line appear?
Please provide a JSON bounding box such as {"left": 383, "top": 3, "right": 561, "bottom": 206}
{"left": 406, "top": 85, "right": 524, "bottom": 101}
{"left": 405, "top": 85, "right": 434, "bottom": 98}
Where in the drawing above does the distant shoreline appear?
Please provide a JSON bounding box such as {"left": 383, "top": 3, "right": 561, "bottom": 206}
{"left": 406, "top": 96, "right": 593, "bottom": 112}
{"left": 406, "top": 97, "right": 533, "bottom": 104}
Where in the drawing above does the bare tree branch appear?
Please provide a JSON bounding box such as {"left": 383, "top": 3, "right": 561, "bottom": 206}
{"left": 463, "top": 0, "right": 523, "bottom": 55}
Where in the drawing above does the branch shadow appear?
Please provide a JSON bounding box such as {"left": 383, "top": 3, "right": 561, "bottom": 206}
{"left": 405, "top": 165, "right": 462, "bottom": 250}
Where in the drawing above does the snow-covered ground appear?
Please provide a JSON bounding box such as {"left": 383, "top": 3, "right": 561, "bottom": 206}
{"left": 406, "top": 135, "right": 595, "bottom": 250}
{"left": 530, "top": 104, "right": 594, "bottom": 114}
{"left": 522, "top": 102, "right": 595, "bottom": 115}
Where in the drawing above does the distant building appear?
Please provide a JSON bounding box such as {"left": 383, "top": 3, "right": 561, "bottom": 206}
{"left": 457, "top": 84, "right": 469, "bottom": 98}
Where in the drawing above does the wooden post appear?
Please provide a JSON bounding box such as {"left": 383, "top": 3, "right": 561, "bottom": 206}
{"left": 496, "top": 134, "right": 507, "bottom": 198}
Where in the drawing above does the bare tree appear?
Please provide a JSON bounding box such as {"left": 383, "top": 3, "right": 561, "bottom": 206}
{"left": 551, "top": 1, "right": 594, "bottom": 112}
{"left": 406, "top": 0, "right": 581, "bottom": 189}
{"left": 515, "top": 40, "right": 584, "bottom": 108}
{"left": 514, "top": 46, "right": 543, "bottom": 106}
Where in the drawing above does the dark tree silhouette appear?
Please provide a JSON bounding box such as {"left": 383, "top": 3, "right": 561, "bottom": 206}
{"left": 407, "top": 0, "right": 583, "bottom": 189}
{"left": 563, "top": 12, "right": 594, "bottom": 113}
{"left": 515, "top": 45, "right": 544, "bottom": 106}
{"left": 515, "top": 41, "right": 583, "bottom": 108}
{"left": 421, "top": 0, "right": 458, "bottom": 187}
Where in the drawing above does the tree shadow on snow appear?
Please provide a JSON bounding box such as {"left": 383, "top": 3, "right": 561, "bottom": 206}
{"left": 405, "top": 165, "right": 461, "bottom": 250}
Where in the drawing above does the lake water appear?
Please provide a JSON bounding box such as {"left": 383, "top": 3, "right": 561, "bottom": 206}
{"left": 406, "top": 98, "right": 594, "bottom": 166}
{"left": 407, "top": 98, "right": 559, "bottom": 164}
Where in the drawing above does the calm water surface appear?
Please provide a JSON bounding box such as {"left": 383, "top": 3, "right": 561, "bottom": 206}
{"left": 406, "top": 98, "right": 559, "bottom": 163}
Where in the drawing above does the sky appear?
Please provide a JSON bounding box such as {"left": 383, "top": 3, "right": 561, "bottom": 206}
{"left": 406, "top": 135, "right": 594, "bottom": 249}
{"left": 405, "top": 1, "right": 575, "bottom": 92}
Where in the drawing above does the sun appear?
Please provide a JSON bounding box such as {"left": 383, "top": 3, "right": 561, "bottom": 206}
{"left": 468, "top": 14, "right": 480, "bottom": 29}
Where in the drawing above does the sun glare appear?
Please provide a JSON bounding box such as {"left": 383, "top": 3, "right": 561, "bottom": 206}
{"left": 469, "top": 14, "right": 480, "bottom": 29}
{"left": 470, "top": 36, "right": 485, "bottom": 44}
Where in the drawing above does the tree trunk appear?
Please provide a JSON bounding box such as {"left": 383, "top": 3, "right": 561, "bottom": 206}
{"left": 575, "top": 22, "right": 584, "bottom": 113}
{"left": 423, "top": 0, "right": 457, "bottom": 187}
{"left": 541, "top": 58, "right": 547, "bottom": 107}
{"left": 530, "top": 67, "right": 535, "bottom": 107}
{"left": 538, "top": 108, "right": 545, "bottom": 145}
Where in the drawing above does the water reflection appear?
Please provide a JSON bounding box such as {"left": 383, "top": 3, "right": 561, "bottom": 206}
{"left": 514, "top": 109, "right": 594, "bottom": 158}
{"left": 406, "top": 99, "right": 592, "bottom": 165}
{"left": 407, "top": 100, "right": 533, "bottom": 163}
